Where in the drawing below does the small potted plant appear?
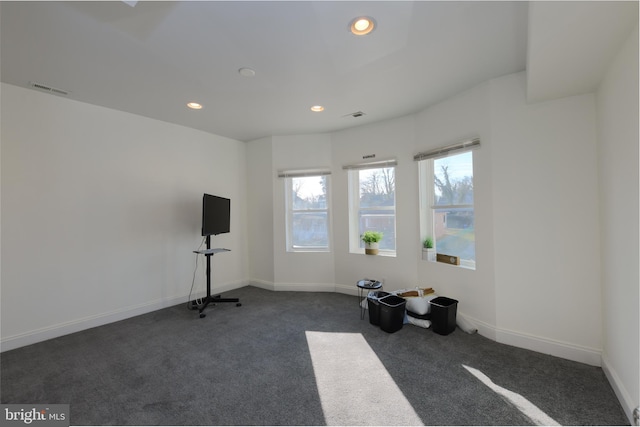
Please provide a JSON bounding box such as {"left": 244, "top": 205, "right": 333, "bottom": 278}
{"left": 422, "top": 236, "right": 436, "bottom": 261}
{"left": 361, "top": 231, "right": 383, "bottom": 255}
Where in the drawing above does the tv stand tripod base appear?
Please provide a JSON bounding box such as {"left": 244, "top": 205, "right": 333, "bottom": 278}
{"left": 193, "top": 240, "right": 241, "bottom": 318}
{"left": 196, "top": 295, "right": 241, "bottom": 318}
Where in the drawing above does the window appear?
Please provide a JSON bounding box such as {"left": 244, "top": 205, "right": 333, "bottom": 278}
{"left": 346, "top": 161, "right": 396, "bottom": 255}
{"left": 417, "top": 139, "right": 478, "bottom": 269}
{"left": 284, "top": 173, "right": 330, "bottom": 252}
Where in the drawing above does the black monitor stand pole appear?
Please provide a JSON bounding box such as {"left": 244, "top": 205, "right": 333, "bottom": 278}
{"left": 194, "top": 235, "right": 241, "bottom": 318}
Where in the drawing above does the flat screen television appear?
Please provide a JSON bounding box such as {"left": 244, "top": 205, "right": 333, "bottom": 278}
{"left": 202, "top": 194, "right": 231, "bottom": 236}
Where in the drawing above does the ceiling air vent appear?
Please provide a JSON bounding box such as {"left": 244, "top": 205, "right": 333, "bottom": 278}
{"left": 29, "top": 81, "right": 69, "bottom": 96}
{"left": 344, "top": 111, "right": 366, "bottom": 118}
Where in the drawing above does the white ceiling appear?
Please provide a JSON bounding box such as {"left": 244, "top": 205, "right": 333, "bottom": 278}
{"left": 527, "top": 1, "right": 638, "bottom": 103}
{"left": 1, "top": 1, "right": 636, "bottom": 142}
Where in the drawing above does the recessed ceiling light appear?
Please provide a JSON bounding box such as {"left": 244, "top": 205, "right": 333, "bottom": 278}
{"left": 350, "top": 17, "right": 376, "bottom": 36}
{"left": 187, "top": 102, "right": 203, "bottom": 110}
{"left": 238, "top": 67, "right": 256, "bottom": 77}
{"left": 310, "top": 105, "right": 325, "bottom": 112}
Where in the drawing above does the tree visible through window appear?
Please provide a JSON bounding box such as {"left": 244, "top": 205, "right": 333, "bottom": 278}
{"left": 349, "top": 166, "right": 396, "bottom": 253}
{"left": 286, "top": 175, "right": 330, "bottom": 251}
{"left": 432, "top": 151, "right": 475, "bottom": 266}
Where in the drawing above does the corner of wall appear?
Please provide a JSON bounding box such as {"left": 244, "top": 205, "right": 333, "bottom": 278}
{"left": 602, "top": 352, "right": 638, "bottom": 425}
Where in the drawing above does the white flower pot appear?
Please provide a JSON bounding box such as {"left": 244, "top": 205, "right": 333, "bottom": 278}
{"left": 422, "top": 248, "right": 436, "bottom": 261}
{"left": 365, "top": 242, "right": 379, "bottom": 255}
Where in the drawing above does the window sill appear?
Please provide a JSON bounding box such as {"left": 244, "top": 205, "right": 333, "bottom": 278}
{"left": 287, "top": 247, "right": 330, "bottom": 253}
{"left": 421, "top": 249, "right": 475, "bottom": 270}
{"left": 351, "top": 250, "right": 396, "bottom": 258}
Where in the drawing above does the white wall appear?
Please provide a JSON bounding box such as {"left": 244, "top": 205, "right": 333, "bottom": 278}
{"left": 596, "top": 25, "right": 639, "bottom": 423}
{"left": 1, "top": 83, "right": 248, "bottom": 351}
{"left": 246, "top": 134, "right": 335, "bottom": 291}
{"left": 414, "top": 82, "right": 497, "bottom": 338}
{"left": 331, "top": 115, "right": 418, "bottom": 294}
{"left": 272, "top": 134, "right": 335, "bottom": 290}
{"left": 3, "top": 54, "right": 635, "bottom": 414}
{"left": 246, "top": 136, "right": 275, "bottom": 286}
{"left": 250, "top": 72, "right": 608, "bottom": 366}
{"left": 490, "top": 72, "right": 603, "bottom": 365}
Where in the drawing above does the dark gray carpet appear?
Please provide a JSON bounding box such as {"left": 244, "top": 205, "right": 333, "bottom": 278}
{"left": 1, "top": 286, "right": 629, "bottom": 426}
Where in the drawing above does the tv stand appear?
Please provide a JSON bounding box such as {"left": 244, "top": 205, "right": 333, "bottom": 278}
{"left": 193, "top": 236, "right": 241, "bottom": 318}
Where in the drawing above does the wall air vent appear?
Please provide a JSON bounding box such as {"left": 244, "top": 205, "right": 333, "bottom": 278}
{"left": 29, "top": 81, "right": 69, "bottom": 96}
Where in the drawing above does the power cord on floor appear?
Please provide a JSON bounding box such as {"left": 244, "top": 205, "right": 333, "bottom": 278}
{"left": 187, "top": 237, "right": 206, "bottom": 310}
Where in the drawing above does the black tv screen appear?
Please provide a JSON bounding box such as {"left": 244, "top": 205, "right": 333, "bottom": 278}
{"left": 202, "top": 194, "right": 230, "bottom": 236}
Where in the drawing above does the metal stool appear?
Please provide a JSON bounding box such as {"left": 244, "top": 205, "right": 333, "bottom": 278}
{"left": 356, "top": 279, "right": 382, "bottom": 320}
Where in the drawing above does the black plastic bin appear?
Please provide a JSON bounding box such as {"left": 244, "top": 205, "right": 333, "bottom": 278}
{"left": 379, "top": 295, "right": 407, "bottom": 333}
{"left": 430, "top": 297, "right": 458, "bottom": 335}
{"left": 367, "top": 291, "right": 390, "bottom": 326}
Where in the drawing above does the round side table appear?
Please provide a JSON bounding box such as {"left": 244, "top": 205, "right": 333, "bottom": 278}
{"left": 356, "top": 279, "right": 382, "bottom": 320}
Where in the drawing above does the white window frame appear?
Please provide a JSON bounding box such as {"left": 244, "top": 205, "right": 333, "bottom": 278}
{"left": 281, "top": 170, "right": 331, "bottom": 253}
{"left": 416, "top": 138, "right": 479, "bottom": 269}
{"left": 344, "top": 159, "right": 397, "bottom": 256}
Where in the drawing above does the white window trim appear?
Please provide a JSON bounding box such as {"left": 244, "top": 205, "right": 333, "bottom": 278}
{"left": 416, "top": 139, "right": 478, "bottom": 269}
{"left": 347, "top": 163, "right": 397, "bottom": 257}
{"left": 348, "top": 171, "right": 361, "bottom": 253}
{"left": 418, "top": 159, "right": 435, "bottom": 249}
{"left": 282, "top": 170, "right": 331, "bottom": 253}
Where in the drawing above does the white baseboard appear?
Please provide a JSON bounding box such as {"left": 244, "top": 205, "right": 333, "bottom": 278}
{"left": 255, "top": 282, "right": 338, "bottom": 292}
{"left": 248, "top": 280, "right": 275, "bottom": 291}
{"left": 3, "top": 282, "right": 603, "bottom": 371}
{"left": 5, "top": 281, "right": 627, "bottom": 421}
{"left": 602, "top": 352, "right": 636, "bottom": 425}
{"left": 335, "top": 283, "right": 359, "bottom": 296}
{"left": 249, "top": 281, "right": 371, "bottom": 297}
{"left": 457, "top": 311, "right": 497, "bottom": 341}
{"left": 496, "top": 326, "right": 602, "bottom": 366}
{"left": 248, "top": 281, "right": 355, "bottom": 294}
{"left": 0, "top": 280, "right": 248, "bottom": 353}
{"left": 253, "top": 286, "right": 604, "bottom": 368}
{"left": 456, "top": 312, "right": 602, "bottom": 366}
{"left": 273, "top": 282, "right": 337, "bottom": 292}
